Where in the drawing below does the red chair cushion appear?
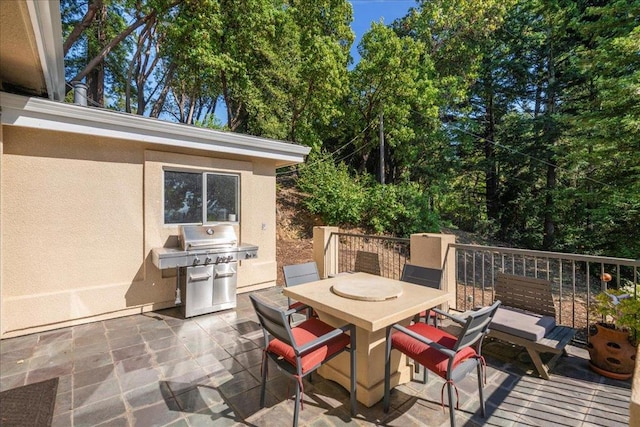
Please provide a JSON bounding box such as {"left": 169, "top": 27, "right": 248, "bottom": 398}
{"left": 391, "top": 323, "right": 477, "bottom": 379}
{"left": 267, "top": 318, "right": 350, "bottom": 374}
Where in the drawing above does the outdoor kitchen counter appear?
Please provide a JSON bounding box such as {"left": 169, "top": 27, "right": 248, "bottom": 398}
{"left": 282, "top": 272, "right": 453, "bottom": 407}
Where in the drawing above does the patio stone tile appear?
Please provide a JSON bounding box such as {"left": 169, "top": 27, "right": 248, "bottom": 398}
{"left": 165, "top": 419, "right": 190, "bottom": 427}
{"left": 124, "top": 380, "right": 173, "bottom": 409}
{"left": 217, "top": 369, "right": 260, "bottom": 398}
{"left": 153, "top": 344, "right": 191, "bottom": 365}
{"left": 225, "top": 384, "right": 280, "bottom": 420}
{"left": 0, "top": 372, "right": 26, "bottom": 392}
{"left": 111, "top": 343, "right": 148, "bottom": 362}
{"left": 26, "top": 361, "right": 73, "bottom": 383}
{"left": 74, "top": 332, "right": 108, "bottom": 348}
{"left": 147, "top": 335, "right": 183, "bottom": 352}
{"left": 29, "top": 350, "right": 74, "bottom": 370}
{"left": 310, "top": 407, "right": 359, "bottom": 426}
{"left": 93, "top": 416, "right": 130, "bottom": 427}
{"left": 0, "top": 345, "right": 35, "bottom": 364}
{"left": 103, "top": 315, "right": 138, "bottom": 331}
{"left": 141, "top": 326, "right": 176, "bottom": 343}
{"left": 174, "top": 383, "right": 225, "bottom": 413}
{"left": 136, "top": 317, "right": 173, "bottom": 332}
{"left": 51, "top": 411, "right": 73, "bottom": 427}
{"left": 382, "top": 408, "right": 430, "bottom": 427}
{"left": 115, "top": 354, "right": 153, "bottom": 375}
{"left": 158, "top": 358, "right": 204, "bottom": 379}
{"left": 73, "top": 377, "right": 121, "bottom": 408}
{"left": 392, "top": 398, "right": 448, "bottom": 426}
{"left": 71, "top": 341, "right": 109, "bottom": 359}
{"left": 244, "top": 401, "right": 292, "bottom": 427}
{"left": 170, "top": 320, "right": 206, "bottom": 335}
{"left": 108, "top": 332, "right": 145, "bottom": 350}
{"left": 74, "top": 363, "right": 116, "bottom": 389}
{"left": 73, "top": 350, "right": 114, "bottom": 373}
{"left": 223, "top": 338, "right": 258, "bottom": 357}
{"left": 72, "top": 394, "right": 127, "bottom": 427}
{"left": 181, "top": 336, "right": 223, "bottom": 356}
{"left": 131, "top": 398, "right": 183, "bottom": 426}
{"left": 0, "top": 333, "right": 38, "bottom": 354}
{"left": 233, "top": 347, "right": 263, "bottom": 369}
{"left": 32, "top": 340, "right": 74, "bottom": 359}
{"left": 54, "top": 389, "right": 73, "bottom": 415}
{"left": 219, "top": 355, "right": 246, "bottom": 376}
{"left": 208, "top": 330, "right": 242, "bottom": 347}
{"left": 193, "top": 351, "right": 225, "bottom": 369}
{"left": 184, "top": 402, "right": 239, "bottom": 427}
{"left": 118, "top": 366, "right": 161, "bottom": 392}
{"left": 38, "top": 329, "right": 73, "bottom": 345}
{"left": 0, "top": 356, "right": 30, "bottom": 377}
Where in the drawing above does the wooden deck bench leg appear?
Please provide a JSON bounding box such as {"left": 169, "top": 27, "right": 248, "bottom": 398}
{"left": 526, "top": 348, "right": 552, "bottom": 380}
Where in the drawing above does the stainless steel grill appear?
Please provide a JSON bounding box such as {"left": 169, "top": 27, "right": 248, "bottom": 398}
{"left": 152, "top": 224, "right": 258, "bottom": 317}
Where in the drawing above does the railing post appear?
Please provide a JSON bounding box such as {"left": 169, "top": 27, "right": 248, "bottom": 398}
{"left": 410, "top": 233, "right": 456, "bottom": 311}
{"left": 313, "top": 226, "right": 339, "bottom": 279}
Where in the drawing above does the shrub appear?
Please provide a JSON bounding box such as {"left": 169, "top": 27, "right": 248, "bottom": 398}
{"left": 297, "top": 154, "right": 367, "bottom": 226}
{"left": 365, "top": 181, "right": 440, "bottom": 237}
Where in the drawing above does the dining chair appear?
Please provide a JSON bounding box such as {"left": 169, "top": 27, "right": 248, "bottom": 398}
{"left": 383, "top": 300, "right": 501, "bottom": 427}
{"left": 250, "top": 294, "right": 357, "bottom": 427}
{"left": 354, "top": 250, "right": 381, "bottom": 275}
{"left": 400, "top": 264, "right": 442, "bottom": 326}
{"left": 283, "top": 261, "right": 320, "bottom": 318}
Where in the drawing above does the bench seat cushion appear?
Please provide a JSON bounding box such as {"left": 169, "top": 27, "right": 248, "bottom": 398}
{"left": 491, "top": 306, "right": 556, "bottom": 341}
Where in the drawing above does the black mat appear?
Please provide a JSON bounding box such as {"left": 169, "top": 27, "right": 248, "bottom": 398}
{"left": 0, "top": 377, "right": 58, "bottom": 427}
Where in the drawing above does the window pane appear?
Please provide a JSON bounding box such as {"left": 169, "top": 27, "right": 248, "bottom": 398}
{"left": 164, "top": 171, "right": 202, "bottom": 224}
{"left": 206, "top": 174, "right": 238, "bottom": 222}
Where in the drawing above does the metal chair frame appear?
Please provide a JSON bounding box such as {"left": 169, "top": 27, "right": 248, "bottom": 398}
{"left": 250, "top": 294, "right": 357, "bottom": 427}
{"left": 383, "top": 300, "right": 501, "bottom": 427}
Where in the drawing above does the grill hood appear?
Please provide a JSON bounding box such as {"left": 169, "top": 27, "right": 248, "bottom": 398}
{"left": 179, "top": 224, "right": 237, "bottom": 251}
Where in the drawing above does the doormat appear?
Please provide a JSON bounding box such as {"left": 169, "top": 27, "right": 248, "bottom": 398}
{"left": 0, "top": 377, "right": 58, "bottom": 427}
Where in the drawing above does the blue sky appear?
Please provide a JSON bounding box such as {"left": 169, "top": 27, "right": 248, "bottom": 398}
{"left": 349, "top": 0, "right": 415, "bottom": 63}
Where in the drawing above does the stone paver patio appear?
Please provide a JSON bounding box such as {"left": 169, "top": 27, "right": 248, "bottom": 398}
{"left": 0, "top": 286, "right": 631, "bottom": 426}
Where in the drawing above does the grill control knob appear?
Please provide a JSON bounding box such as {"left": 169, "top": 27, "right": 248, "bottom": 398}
{"left": 205, "top": 256, "right": 212, "bottom": 265}
{"left": 227, "top": 255, "right": 234, "bottom": 262}
{"left": 192, "top": 255, "right": 200, "bottom": 265}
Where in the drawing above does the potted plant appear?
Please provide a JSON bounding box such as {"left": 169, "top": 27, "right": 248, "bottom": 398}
{"left": 587, "top": 274, "right": 639, "bottom": 380}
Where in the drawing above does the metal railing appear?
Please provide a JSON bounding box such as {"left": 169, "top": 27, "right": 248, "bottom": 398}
{"left": 451, "top": 243, "right": 639, "bottom": 341}
{"left": 328, "top": 232, "right": 410, "bottom": 280}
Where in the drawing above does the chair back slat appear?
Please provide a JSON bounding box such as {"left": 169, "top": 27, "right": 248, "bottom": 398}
{"left": 250, "top": 295, "right": 295, "bottom": 347}
{"left": 454, "top": 300, "right": 501, "bottom": 351}
{"left": 283, "top": 262, "right": 320, "bottom": 287}
{"left": 400, "top": 264, "right": 442, "bottom": 289}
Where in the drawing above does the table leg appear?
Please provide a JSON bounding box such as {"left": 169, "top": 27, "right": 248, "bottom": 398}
{"left": 316, "top": 313, "right": 413, "bottom": 407}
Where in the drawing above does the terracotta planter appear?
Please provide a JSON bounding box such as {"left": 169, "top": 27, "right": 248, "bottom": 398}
{"left": 587, "top": 323, "right": 637, "bottom": 380}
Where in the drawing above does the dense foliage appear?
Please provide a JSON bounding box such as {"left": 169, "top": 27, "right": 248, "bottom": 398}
{"left": 60, "top": 0, "right": 639, "bottom": 256}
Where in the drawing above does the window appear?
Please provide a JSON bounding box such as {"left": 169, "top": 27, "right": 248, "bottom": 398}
{"left": 164, "top": 170, "right": 239, "bottom": 224}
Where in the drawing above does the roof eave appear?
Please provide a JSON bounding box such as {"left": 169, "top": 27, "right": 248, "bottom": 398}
{"left": 0, "top": 92, "right": 310, "bottom": 167}
{"left": 26, "top": 0, "right": 66, "bottom": 101}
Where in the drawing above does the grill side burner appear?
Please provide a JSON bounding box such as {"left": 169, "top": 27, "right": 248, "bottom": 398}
{"left": 151, "top": 225, "right": 258, "bottom": 317}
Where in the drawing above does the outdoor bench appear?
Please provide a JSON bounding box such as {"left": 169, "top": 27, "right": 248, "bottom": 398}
{"left": 487, "top": 273, "right": 576, "bottom": 379}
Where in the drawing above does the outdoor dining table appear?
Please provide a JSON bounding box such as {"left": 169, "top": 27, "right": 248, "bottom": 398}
{"left": 282, "top": 272, "right": 453, "bottom": 407}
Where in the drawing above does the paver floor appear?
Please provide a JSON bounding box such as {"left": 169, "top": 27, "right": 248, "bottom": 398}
{"left": 0, "top": 286, "right": 632, "bottom": 426}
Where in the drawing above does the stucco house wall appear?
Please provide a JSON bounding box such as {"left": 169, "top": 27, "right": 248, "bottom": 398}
{"left": 0, "top": 92, "right": 309, "bottom": 338}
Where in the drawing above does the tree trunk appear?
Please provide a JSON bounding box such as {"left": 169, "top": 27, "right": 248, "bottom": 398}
{"left": 484, "top": 87, "right": 499, "bottom": 222}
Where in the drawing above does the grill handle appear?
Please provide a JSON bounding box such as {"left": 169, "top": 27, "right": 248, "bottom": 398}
{"left": 214, "top": 266, "right": 236, "bottom": 278}
{"left": 189, "top": 272, "right": 212, "bottom": 282}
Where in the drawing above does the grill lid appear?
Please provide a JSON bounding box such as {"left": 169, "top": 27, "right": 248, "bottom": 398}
{"left": 180, "top": 224, "right": 237, "bottom": 251}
